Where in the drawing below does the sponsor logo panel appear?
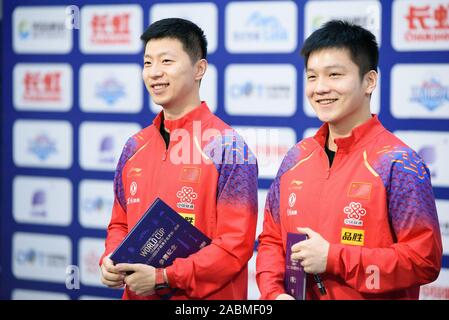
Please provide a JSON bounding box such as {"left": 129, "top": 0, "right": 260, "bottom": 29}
{"left": 13, "top": 176, "right": 72, "bottom": 226}
{"left": 79, "top": 238, "right": 106, "bottom": 287}
{"left": 13, "top": 119, "right": 73, "bottom": 169}
{"left": 79, "top": 121, "right": 141, "bottom": 171}
{"left": 225, "top": 1, "right": 297, "bottom": 53}
{"left": 13, "top": 6, "right": 73, "bottom": 53}
{"left": 12, "top": 232, "right": 72, "bottom": 283}
{"left": 13, "top": 63, "right": 72, "bottom": 111}
{"left": 80, "top": 64, "right": 142, "bottom": 113}
{"left": 391, "top": 64, "right": 449, "bottom": 119}
{"left": 226, "top": 64, "right": 296, "bottom": 117}
{"left": 79, "top": 180, "right": 113, "bottom": 229}
{"left": 305, "top": 0, "right": 381, "bottom": 45}
{"left": 393, "top": 0, "right": 449, "bottom": 51}
{"left": 80, "top": 5, "right": 142, "bottom": 53}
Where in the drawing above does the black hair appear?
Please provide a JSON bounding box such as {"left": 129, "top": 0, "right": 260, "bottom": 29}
{"left": 301, "top": 20, "right": 378, "bottom": 78}
{"left": 140, "top": 18, "right": 207, "bottom": 63}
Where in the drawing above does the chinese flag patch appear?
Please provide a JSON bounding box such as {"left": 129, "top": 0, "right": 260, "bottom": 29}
{"left": 179, "top": 167, "right": 201, "bottom": 184}
{"left": 347, "top": 182, "right": 372, "bottom": 200}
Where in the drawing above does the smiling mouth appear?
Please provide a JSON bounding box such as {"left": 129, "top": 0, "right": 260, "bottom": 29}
{"left": 316, "top": 98, "right": 338, "bottom": 105}
{"left": 151, "top": 83, "right": 169, "bottom": 90}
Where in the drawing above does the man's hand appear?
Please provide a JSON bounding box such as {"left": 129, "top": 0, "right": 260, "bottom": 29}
{"left": 291, "top": 227, "right": 329, "bottom": 274}
{"left": 275, "top": 293, "right": 295, "bottom": 300}
{"left": 100, "top": 254, "right": 125, "bottom": 288}
{"left": 115, "top": 263, "right": 156, "bottom": 296}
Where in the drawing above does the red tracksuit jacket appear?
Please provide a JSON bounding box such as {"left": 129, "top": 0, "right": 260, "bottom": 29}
{"left": 101, "top": 102, "right": 258, "bottom": 299}
{"left": 256, "top": 115, "right": 442, "bottom": 299}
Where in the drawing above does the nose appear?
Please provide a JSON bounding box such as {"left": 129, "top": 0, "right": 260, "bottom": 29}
{"left": 314, "top": 77, "right": 331, "bottom": 95}
{"left": 148, "top": 62, "right": 163, "bottom": 79}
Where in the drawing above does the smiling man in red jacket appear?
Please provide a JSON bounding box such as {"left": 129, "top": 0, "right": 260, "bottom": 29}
{"left": 256, "top": 20, "right": 442, "bottom": 300}
{"left": 99, "top": 18, "right": 258, "bottom": 300}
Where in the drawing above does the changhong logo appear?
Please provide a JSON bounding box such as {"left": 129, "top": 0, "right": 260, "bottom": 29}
{"left": 23, "top": 71, "right": 62, "bottom": 102}
{"left": 90, "top": 12, "right": 131, "bottom": 44}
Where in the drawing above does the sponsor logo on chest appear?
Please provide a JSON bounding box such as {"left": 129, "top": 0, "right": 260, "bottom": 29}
{"left": 341, "top": 228, "right": 365, "bottom": 246}
{"left": 289, "top": 179, "right": 304, "bottom": 191}
{"left": 343, "top": 202, "right": 367, "bottom": 226}
{"left": 179, "top": 213, "right": 196, "bottom": 226}
{"left": 127, "top": 181, "right": 140, "bottom": 205}
{"left": 176, "top": 186, "right": 198, "bottom": 210}
{"left": 286, "top": 192, "right": 298, "bottom": 216}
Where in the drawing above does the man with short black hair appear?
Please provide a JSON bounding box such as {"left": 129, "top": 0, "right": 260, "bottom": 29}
{"left": 100, "top": 18, "right": 258, "bottom": 300}
{"left": 256, "top": 20, "right": 442, "bottom": 300}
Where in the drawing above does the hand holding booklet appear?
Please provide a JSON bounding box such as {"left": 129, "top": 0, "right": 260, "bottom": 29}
{"left": 285, "top": 232, "right": 307, "bottom": 300}
{"left": 110, "top": 198, "right": 211, "bottom": 267}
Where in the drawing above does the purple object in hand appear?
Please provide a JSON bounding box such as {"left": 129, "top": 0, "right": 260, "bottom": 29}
{"left": 285, "top": 232, "right": 307, "bottom": 300}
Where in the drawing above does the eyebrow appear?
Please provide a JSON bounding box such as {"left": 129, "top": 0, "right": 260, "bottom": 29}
{"left": 144, "top": 52, "right": 173, "bottom": 59}
{"left": 307, "top": 65, "right": 346, "bottom": 72}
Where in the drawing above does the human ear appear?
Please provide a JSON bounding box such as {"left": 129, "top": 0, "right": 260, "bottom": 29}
{"left": 195, "top": 59, "right": 208, "bottom": 82}
{"left": 364, "top": 70, "right": 378, "bottom": 95}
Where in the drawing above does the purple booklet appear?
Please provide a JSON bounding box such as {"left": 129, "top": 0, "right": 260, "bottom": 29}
{"left": 285, "top": 233, "right": 307, "bottom": 300}
{"left": 110, "top": 198, "right": 211, "bottom": 267}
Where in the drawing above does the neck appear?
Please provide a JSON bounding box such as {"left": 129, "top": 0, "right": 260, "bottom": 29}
{"left": 327, "top": 107, "right": 371, "bottom": 151}
{"left": 162, "top": 98, "right": 201, "bottom": 120}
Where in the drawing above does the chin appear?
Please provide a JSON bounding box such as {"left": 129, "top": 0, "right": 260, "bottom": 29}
{"left": 316, "top": 109, "right": 340, "bottom": 122}
{"left": 151, "top": 97, "right": 169, "bottom": 107}
{"left": 315, "top": 113, "right": 333, "bottom": 123}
